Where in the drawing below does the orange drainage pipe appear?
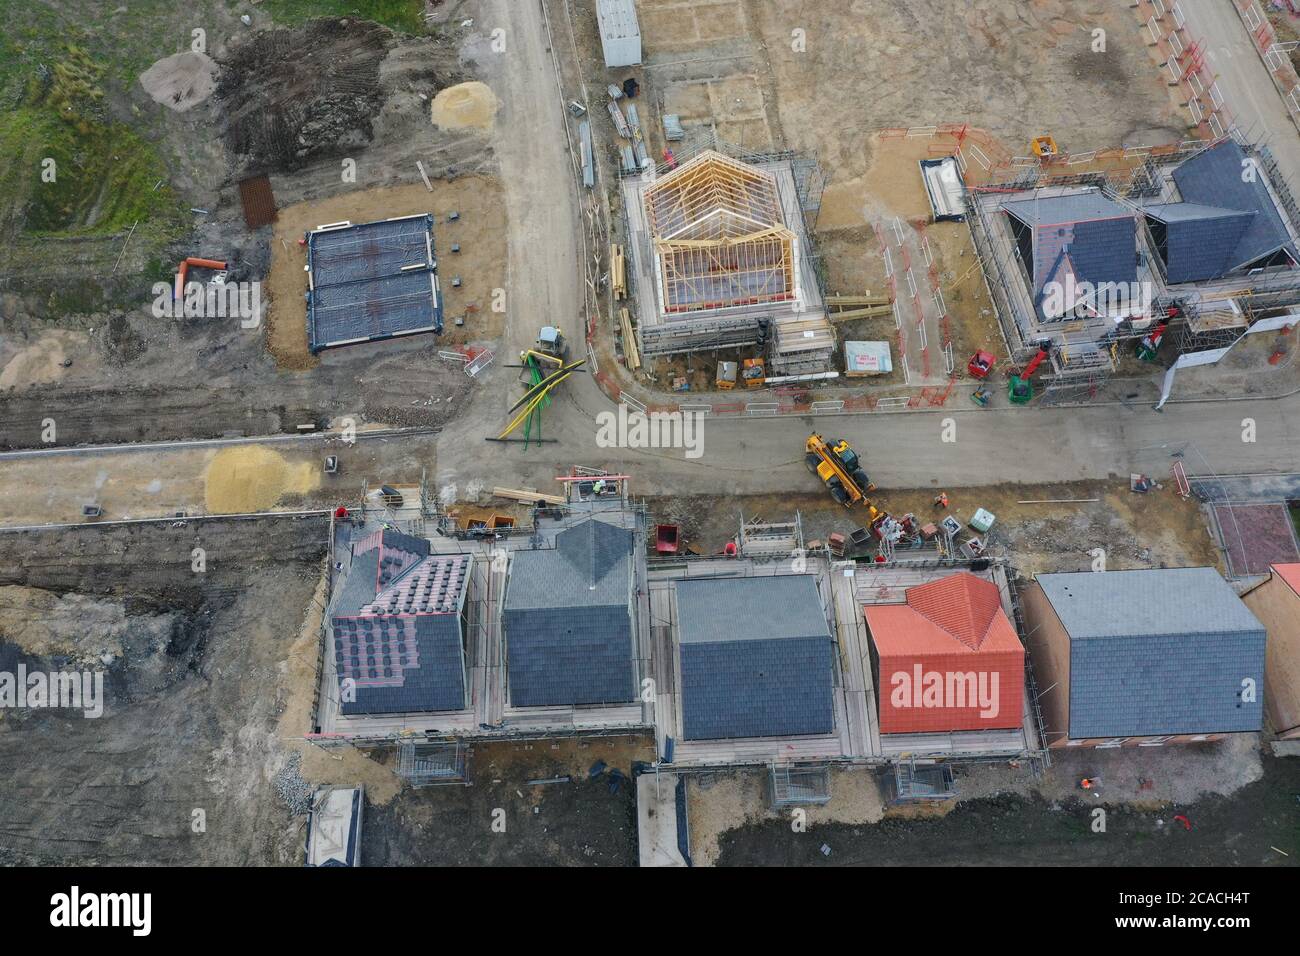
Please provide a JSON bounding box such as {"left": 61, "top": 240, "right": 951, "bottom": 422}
{"left": 173, "top": 257, "right": 228, "bottom": 299}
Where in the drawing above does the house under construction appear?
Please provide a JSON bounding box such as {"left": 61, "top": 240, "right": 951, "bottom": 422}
{"left": 967, "top": 137, "right": 1300, "bottom": 403}
{"left": 621, "top": 138, "right": 832, "bottom": 374}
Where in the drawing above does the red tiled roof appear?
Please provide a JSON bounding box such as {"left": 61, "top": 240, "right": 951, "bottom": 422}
{"left": 864, "top": 573, "right": 1025, "bottom": 734}
{"left": 865, "top": 573, "right": 1022, "bottom": 656}
{"left": 1272, "top": 563, "right": 1300, "bottom": 598}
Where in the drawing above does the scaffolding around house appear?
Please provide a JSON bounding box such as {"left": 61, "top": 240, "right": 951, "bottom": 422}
{"left": 621, "top": 132, "right": 830, "bottom": 364}
{"left": 737, "top": 512, "right": 804, "bottom": 559}
{"left": 397, "top": 739, "right": 468, "bottom": 787}
{"left": 890, "top": 761, "right": 956, "bottom": 802}
{"left": 769, "top": 763, "right": 832, "bottom": 807}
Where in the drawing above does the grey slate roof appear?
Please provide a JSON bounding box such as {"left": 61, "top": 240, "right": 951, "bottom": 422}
{"left": 503, "top": 518, "right": 636, "bottom": 707}
{"left": 1037, "top": 568, "right": 1266, "bottom": 737}
{"left": 505, "top": 518, "right": 632, "bottom": 610}
{"left": 676, "top": 575, "right": 835, "bottom": 740}
{"left": 1149, "top": 140, "right": 1297, "bottom": 281}
{"left": 1001, "top": 192, "right": 1131, "bottom": 227}
{"left": 677, "top": 575, "right": 831, "bottom": 644}
{"left": 1001, "top": 192, "right": 1137, "bottom": 315}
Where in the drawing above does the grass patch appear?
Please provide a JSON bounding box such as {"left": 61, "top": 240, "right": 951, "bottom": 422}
{"left": 259, "top": 0, "right": 427, "bottom": 33}
{"left": 0, "top": 43, "right": 185, "bottom": 239}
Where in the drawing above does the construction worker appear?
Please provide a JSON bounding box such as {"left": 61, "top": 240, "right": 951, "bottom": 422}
{"left": 593, "top": 479, "right": 606, "bottom": 495}
{"left": 934, "top": 492, "right": 949, "bottom": 510}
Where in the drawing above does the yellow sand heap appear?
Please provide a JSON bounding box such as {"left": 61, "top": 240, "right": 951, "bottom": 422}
{"left": 204, "top": 445, "right": 319, "bottom": 513}
{"left": 430, "top": 81, "right": 500, "bottom": 130}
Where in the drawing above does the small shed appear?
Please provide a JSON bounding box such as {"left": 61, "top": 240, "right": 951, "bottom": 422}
{"left": 596, "top": 0, "right": 642, "bottom": 69}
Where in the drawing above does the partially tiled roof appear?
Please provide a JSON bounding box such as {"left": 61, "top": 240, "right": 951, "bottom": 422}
{"left": 1001, "top": 191, "right": 1137, "bottom": 314}
{"left": 331, "top": 532, "right": 469, "bottom": 715}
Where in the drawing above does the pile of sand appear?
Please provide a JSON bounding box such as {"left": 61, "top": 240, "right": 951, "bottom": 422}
{"left": 0, "top": 330, "right": 85, "bottom": 389}
{"left": 203, "top": 445, "right": 319, "bottom": 513}
{"left": 430, "top": 81, "right": 500, "bottom": 130}
{"left": 139, "top": 51, "right": 220, "bottom": 112}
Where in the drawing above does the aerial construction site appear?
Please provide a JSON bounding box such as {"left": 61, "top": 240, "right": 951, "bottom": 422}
{"left": 1, "top": 0, "right": 1299, "bottom": 903}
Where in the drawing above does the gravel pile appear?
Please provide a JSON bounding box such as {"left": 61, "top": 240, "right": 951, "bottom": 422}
{"left": 273, "top": 751, "right": 314, "bottom": 816}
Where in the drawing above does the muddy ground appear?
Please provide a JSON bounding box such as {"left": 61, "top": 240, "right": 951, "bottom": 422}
{"left": 0, "top": 517, "right": 327, "bottom": 865}
{"left": 0, "top": 431, "right": 442, "bottom": 525}
{"left": 565, "top": 0, "right": 1188, "bottom": 397}
{"left": 647, "top": 478, "right": 1222, "bottom": 578}
{"left": 714, "top": 753, "right": 1300, "bottom": 867}
{"left": 361, "top": 736, "right": 653, "bottom": 866}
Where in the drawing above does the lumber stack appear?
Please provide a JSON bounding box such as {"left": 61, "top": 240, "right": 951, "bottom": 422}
{"left": 619, "top": 307, "right": 641, "bottom": 371}
{"left": 611, "top": 243, "right": 627, "bottom": 300}
{"left": 492, "top": 487, "right": 563, "bottom": 506}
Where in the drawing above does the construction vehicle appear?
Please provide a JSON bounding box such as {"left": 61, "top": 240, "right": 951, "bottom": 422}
{"left": 742, "top": 357, "right": 765, "bottom": 389}
{"left": 1008, "top": 343, "right": 1050, "bottom": 405}
{"left": 805, "top": 433, "right": 875, "bottom": 507}
{"left": 521, "top": 326, "right": 568, "bottom": 365}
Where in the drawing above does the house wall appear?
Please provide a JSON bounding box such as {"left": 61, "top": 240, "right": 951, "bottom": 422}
{"left": 1020, "top": 582, "right": 1072, "bottom": 748}
{"left": 1242, "top": 573, "right": 1300, "bottom": 739}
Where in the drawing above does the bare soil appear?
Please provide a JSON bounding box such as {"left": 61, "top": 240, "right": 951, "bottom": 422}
{"left": 647, "top": 478, "right": 1220, "bottom": 577}
{"left": 361, "top": 736, "right": 652, "bottom": 865}
{"left": 266, "top": 178, "right": 507, "bottom": 370}
{"left": 714, "top": 754, "right": 1300, "bottom": 867}
{"left": 0, "top": 517, "right": 328, "bottom": 865}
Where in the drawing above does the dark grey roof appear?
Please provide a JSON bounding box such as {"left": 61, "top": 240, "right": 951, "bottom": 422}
{"left": 306, "top": 214, "right": 443, "bottom": 353}
{"left": 1001, "top": 191, "right": 1137, "bottom": 311}
{"left": 504, "top": 605, "right": 636, "bottom": 706}
{"left": 677, "top": 575, "right": 835, "bottom": 740}
{"left": 335, "top": 614, "right": 467, "bottom": 715}
{"left": 503, "top": 518, "right": 637, "bottom": 707}
{"left": 1145, "top": 205, "right": 1254, "bottom": 283}
{"left": 676, "top": 575, "right": 830, "bottom": 644}
{"left": 681, "top": 638, "right": 834, "bottom": 740}
{"left": 505, "top": 518, "right": 633, "bottom": 610}
{"left": 1037, "top": 568, "right": 1266, "bottom": 737}
{"left": 1165, "top": 140, "right": 1296, "bottom": 276}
